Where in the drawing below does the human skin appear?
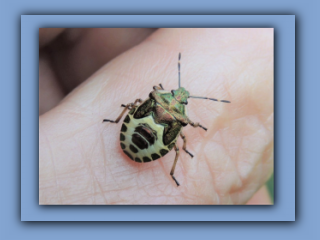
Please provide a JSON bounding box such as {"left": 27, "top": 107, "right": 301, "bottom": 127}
{"left": 39, "top": 28, "right": 273, "bottom": 204}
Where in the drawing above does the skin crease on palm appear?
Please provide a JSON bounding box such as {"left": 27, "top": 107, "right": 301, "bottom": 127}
{"left": 39, "top": 28, "right": 273, "bottom": 204}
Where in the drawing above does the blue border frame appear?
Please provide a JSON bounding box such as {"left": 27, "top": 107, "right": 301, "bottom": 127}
{"left": 21, "top": 15, "right": 293, "bottom": 221}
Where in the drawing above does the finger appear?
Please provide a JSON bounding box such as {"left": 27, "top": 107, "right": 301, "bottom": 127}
{"left": 39, "top": 50, "right": 65, "bottom": 115}
{"left": 39, "top": 28, "right": 156, "bottom": 116}
{"left": 40, "top": 28, "right": 273, "bottom": 204}
{"left": 39, "top": 28, "right": 65, "bottom": 48}
{"left": 46, "top": 28, "right": 156, "bottom": 93}
{"left": 39, "top": 28, "right": 67, "bottom": 115}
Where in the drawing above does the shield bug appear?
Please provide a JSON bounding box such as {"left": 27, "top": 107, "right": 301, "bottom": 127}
{"left": 103, "top": 53, "right": 230, "bottom": 186}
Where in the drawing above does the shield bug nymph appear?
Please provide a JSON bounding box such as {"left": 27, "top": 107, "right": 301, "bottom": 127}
{"left": 103, "top": 53, "right": 230, "bottom": 186}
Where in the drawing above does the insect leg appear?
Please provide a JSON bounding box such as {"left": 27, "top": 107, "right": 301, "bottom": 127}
{"left": 153, "top": 83, "right": 164, "bottom": 91}
{"left": 188, "top": 119, "right": 207, "bottom": 131}
{"left": 170, "top": 144, "right": 180, "bottom": 186}
{"left": 125, "top": 98, "right": 143, "bottom": 107}
{"left": 103, "top": 98, "right": 142, "bottom": 123}
{"left": 180, "top": 132, "right": 194, "bottom": 158}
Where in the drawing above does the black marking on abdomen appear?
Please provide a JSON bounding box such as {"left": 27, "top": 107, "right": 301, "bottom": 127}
{"left": 132, "top": 133, "right": 148, "bottom": 150}
{"left": 124, "top": 115, "right": 130, "bottom": 123}
{"left": 134, "top": 125, "right": 156, "bottom": 145}
{"left": 168, "top": 142, "right": 175, "bottom": 150}
{"left": 121, "top": 124, "right": 127, "bottom": 132}
{"left": 151, "top": 153, "right": 161, "bottom": 160}
{"left": 129, "top": 144, "right": 138, "bottom": 153}
{"left": 160, "top": 149, "right": 169, "bottom": 156}
{"left": 120, "top": 133, "right": 125, "bottom": 141}
{"left": 143, "top": 157, "right": 152, "bottom": 162}
{"left": 120, "top": 143, "right": 126, "bottom": 149}
{"left": 135, "top": 157, "right": 142, "bottom": 162}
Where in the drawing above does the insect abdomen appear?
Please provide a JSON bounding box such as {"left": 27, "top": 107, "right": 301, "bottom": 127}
{"left": 120, "top": 111, "right": 175, "bottom": 163}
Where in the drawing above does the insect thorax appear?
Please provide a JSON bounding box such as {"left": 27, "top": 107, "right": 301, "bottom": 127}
{"left": 133, "top": 97, "right": 183, "bottom": 146}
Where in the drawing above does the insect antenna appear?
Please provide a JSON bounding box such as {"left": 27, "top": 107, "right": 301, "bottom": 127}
{"left": 189, "top": 95, "right": 231, "bottom": 103}
{"left": 178, "top": 52, "right": 181, "bottom": 88}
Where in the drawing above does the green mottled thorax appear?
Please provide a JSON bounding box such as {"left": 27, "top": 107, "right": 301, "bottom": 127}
{"left": 157, "top": 88, "right": 189, "bottom": 115}
{"left": 172, "top": 87, "right": 189, "bottom": 105}
{"left": 150, "top": 87, "right": 189, "bottom": 126}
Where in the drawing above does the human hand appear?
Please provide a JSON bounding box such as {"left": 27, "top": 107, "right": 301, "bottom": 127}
{"left": 39, "top": 28, "right": 273, "bottom": 204}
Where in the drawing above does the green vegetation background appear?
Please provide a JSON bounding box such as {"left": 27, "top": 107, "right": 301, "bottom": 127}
{"left": 266, "top": 173, "right": 274, "bottom": 203}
